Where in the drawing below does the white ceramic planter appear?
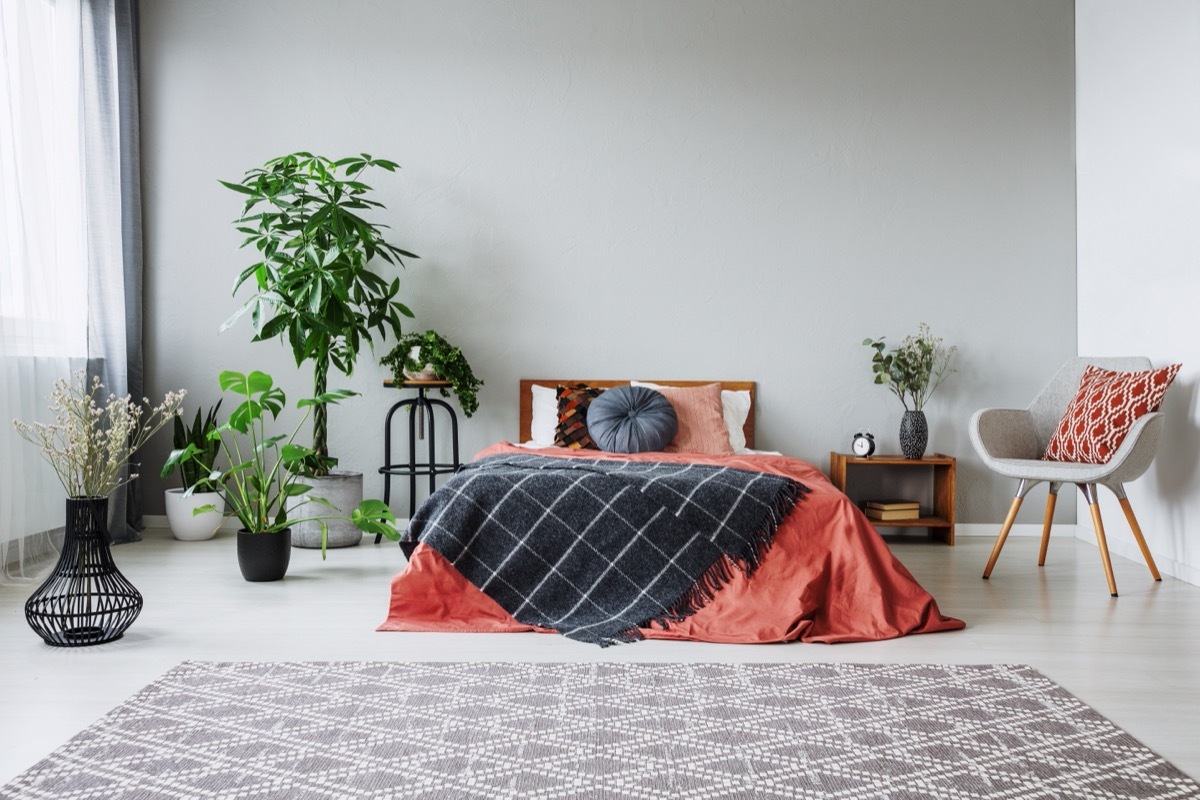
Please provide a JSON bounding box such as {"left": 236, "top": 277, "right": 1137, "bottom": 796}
{"left": 402, "top": 346, "right": 438, "bottom": 380}
{"left": 290, "top": 470, "right": 364, "bottom": 549}
{"left": 164, "top": 488, "right": 225, "bottom": 541}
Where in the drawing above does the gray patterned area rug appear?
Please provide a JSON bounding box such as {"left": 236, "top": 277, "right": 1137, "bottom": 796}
{"left": 3, "top": 661, "right": 1196, "bottom": 800}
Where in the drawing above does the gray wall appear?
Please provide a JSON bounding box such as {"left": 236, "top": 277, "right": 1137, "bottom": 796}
{"left": 139, "top": 0, "right": 1076, "bottom": 524}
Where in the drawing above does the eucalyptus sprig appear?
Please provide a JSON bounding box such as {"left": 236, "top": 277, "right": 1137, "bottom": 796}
{"left": 863, "top": 323, "right": 956, "bottom": 411}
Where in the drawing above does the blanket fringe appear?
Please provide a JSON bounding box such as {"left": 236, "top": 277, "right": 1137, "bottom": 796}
{"left": 646, "top": 479, "right": 809, "bottom": 631}
{"left": 601, "top": 626, "right": 647, "bottom": 648}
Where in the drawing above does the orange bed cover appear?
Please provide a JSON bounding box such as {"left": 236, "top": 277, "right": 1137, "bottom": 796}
{"left": 379, "top": 443, "right": 964, "bottom": 644}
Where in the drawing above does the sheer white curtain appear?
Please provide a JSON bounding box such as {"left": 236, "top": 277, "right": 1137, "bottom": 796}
{"left": 0, "top": 0, "right": 141, "bottom": 580}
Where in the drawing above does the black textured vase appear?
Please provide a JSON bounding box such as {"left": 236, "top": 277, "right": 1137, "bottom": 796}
{"left": 237, "top": 529, "right": 291, "bottom": 582}
{"left": 899, "top": 410, "right": 929, "bottom": 459}
{"left": 25, "top": 497, "right": 143, "bottom": 647}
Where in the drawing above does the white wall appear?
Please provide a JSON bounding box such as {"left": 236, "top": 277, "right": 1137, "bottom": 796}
{"left": 138, "top": 0, "right": 1076, "bottom": 522}
{"left": 1076, "top": 0, "right": 1200, "bottom": 585}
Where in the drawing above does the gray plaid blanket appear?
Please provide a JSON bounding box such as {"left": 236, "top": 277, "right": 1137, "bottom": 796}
{"left": 408, "top": 453, "right": 807, "bottom": 645}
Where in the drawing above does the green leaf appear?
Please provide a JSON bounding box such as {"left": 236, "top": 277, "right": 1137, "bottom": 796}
{"left": 260, "top": 386, "right": 286, "bottom": 418}
{"left": 229, "top": 399, "right": 264, "bottom": 430}
{"left": 219, "top": 370, "right": 248, "bottom": 393}
{"left": 254, "top": 315, "right": 288, "bottom": 342}
{"left": 281, "top": 443, "right": 313, "bottom": 463}
{"left": 159, "top": 444, "right": 200, "bottom": 478}
{"left": 246, "top": 370, "right": 273, "bottom": 394}
{"left": 220, "top": 301, "right": 256, "bottom": 333}
{"left": 256, "top": 434, "right": 288, "bottom": 452}
{"left": 218, "top": 179, "right": 256, "bottom": 195}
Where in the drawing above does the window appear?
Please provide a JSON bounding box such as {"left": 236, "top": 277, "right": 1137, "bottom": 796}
{"left": 1, "top": 0, "right": 89, "bottom": 358}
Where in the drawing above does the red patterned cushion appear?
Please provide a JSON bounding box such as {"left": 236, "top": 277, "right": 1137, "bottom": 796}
{"left": 1043, "top": 363, "right": 1181, "bottom": 464}
{"left": 554, "top": 384, "right": 605, "bottom": 449}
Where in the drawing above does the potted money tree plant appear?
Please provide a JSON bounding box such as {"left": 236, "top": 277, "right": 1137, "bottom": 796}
{"left": 220, "top": 152, "right": 417, "bottom": 549}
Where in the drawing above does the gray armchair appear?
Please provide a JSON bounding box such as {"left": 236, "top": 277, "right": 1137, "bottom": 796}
{"left": 969, "top": 357, "right": 1165, "bottom": 597}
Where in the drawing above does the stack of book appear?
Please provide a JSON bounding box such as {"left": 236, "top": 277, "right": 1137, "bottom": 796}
{"left": 863, "top": 499, "right": 921, "bottom": 521}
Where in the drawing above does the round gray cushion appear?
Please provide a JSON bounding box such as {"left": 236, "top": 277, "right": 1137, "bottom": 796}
{"left": 585, "top": 385, "right": 678, "bottom": 454}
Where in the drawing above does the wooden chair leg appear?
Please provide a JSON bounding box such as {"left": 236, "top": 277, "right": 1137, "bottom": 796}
{"left": 1119, "top": 498, "right": 1162, "bottom": 581}
{"left": 1038, "top": 489, "right": 1058, "bottom": 567}
{"left": 983, "top": 495, "right": 1024, "bottom": 579}
{"left": 1085, "top": 497, "right": 1119, "bottom": 597}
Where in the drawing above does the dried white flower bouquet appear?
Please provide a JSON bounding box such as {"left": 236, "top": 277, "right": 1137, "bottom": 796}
{"left": 13, "top": 371, "right": 185, "bottom": 498}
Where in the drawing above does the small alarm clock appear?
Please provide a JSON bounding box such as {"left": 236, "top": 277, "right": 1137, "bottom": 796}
{"left": 852, "top": 430, "right": 876, "bottom": 457}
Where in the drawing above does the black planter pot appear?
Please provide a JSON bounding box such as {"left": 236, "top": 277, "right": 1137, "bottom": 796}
{"left": 25, "top": 497, "right": 143, "bottom": 647}
{"left": 900, "top": 410, "right": 929, "bottom": 459}
{"left": 237, "top": 529, "right": 291, "bottom": 582}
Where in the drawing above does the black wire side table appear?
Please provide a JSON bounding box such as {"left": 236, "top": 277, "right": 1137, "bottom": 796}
{"left": 378, "top": 379, "right": 460, "bottom": 555}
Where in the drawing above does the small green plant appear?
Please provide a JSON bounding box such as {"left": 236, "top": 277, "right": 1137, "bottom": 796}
{"left": 160, "top": 370, "right": 399, "bottom": 556}
{"left": 163, "top": 401, "right": 222, "bottom": 492}
{"left": 381, "top": 330, "right": 483, "bottom": 417}
{"left": 862, "top": 323, "right": 956, "bottom": 411}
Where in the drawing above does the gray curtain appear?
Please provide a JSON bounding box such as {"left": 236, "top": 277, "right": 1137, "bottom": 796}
{"left": 81, "top": 0, "right": 144, "bottom": 542}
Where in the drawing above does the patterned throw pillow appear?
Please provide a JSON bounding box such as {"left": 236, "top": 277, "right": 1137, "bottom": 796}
{"left": 554, "top": 384, "right": 605, "bottom": 449}
{"left": 1043, "top": 363, "right": 1181, "bottom": 464}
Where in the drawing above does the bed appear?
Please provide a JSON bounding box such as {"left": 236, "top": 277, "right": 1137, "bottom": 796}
{"left": 379, "top": 379, "right": 963, "bottom": 645}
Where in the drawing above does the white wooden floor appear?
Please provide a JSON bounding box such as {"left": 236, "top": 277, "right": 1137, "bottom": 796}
{"left": 2, "top": 527, "right": 1198, "bottom": 785}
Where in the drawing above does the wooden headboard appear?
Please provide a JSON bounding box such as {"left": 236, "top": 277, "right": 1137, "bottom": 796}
{"left": 519, "top": 379, "right": 757, "bottom": 449}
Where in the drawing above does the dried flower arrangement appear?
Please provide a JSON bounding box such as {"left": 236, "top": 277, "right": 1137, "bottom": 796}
{"left": 13, "top": 371, "right": 186, "bottom": 498}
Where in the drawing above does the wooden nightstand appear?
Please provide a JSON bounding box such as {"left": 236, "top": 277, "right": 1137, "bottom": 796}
{"left": 828, "top": 452, "right": 956, "bottom": 545}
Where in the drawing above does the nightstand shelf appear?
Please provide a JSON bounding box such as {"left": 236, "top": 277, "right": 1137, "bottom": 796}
{"left": 828, "top": 452, "right": 956, "bottom": 545}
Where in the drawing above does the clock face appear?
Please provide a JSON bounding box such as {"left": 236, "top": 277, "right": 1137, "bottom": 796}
{"left": 853, "top": 433, "right": 874, "bottom": 456}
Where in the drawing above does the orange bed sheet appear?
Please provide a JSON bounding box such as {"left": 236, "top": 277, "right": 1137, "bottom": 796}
{"left": 379, "top": 443, "right": 964, "bottom": 644}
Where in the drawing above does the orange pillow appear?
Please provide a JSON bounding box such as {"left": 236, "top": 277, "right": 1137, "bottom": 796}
{"left": 1043, "top": 363, "right": 1181, "bottom": 464}
{"left": 649, "top": 383, "right": 735, "bottom": 456}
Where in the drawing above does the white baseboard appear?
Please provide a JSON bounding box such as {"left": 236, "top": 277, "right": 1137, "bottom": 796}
{"left": 143, "top": 515, "right": 414, "bottom": 536}
{"left": 143, "top": 514, "right": 240, "bottom": 532}
{"left": 1072, "top": 530, "right": 1200, "bottom": 586}
{"left": 146, "top": 515, "right": 1094, "bottom": 543}
{"left": 955, "top": 523, "right": 1076, "bottom": 538}
{"left": 145, "top": 515, "right": 1056, "bottom": 539}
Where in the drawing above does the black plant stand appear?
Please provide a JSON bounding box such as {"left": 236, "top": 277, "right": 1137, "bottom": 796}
{"left": 378, "top": 380, "right": 460, "bottom": 555}
{"left": 25, "top": 497, "right": 143, "bottom": 647}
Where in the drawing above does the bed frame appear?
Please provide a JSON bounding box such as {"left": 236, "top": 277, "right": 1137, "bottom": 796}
{"left": 518, "top": 379, "right": 757, "bottom": 449}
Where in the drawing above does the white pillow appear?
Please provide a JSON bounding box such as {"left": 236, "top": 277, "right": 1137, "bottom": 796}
{"left": 720, "top": 389, "right": 752, "bottom": 453}
{"left": 631, "top": 381, "right": 752, "bottom": 454}
{"left": 529, "top": 384, "right": 558, "bottom": 446}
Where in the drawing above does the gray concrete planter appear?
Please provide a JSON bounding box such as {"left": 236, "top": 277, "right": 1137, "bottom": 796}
{"left": 290, "top": 470, "right": 363, "bottom": 549}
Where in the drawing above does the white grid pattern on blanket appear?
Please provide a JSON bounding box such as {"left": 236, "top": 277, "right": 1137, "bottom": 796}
{"left": 409, "top": 454, "right": 803, "bottom": 644}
